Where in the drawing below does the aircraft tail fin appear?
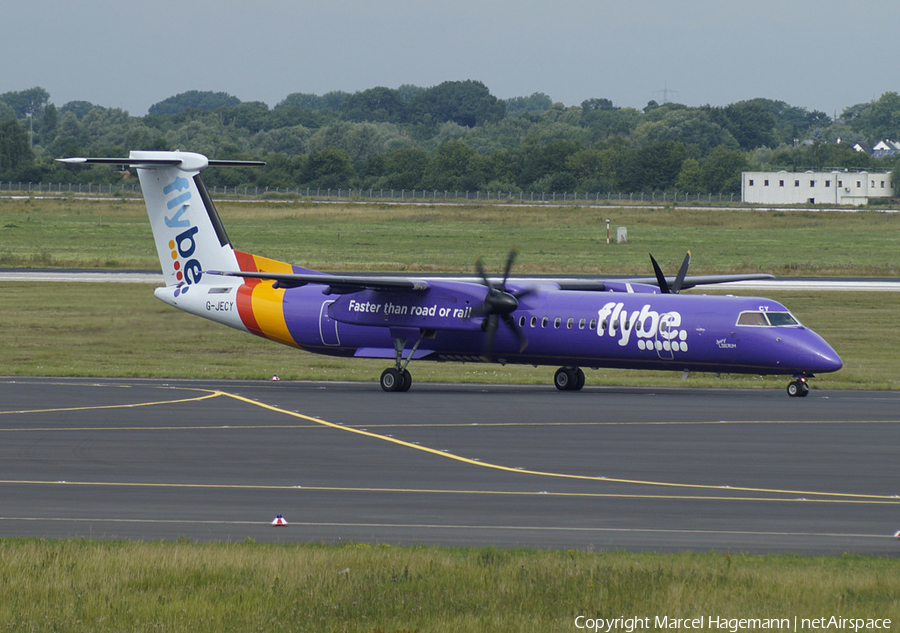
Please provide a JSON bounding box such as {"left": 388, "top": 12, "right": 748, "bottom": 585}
{"left": 60, "top": 151, "right": 268, "bottom": 293}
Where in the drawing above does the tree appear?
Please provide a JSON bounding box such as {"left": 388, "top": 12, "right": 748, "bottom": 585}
{"left": 375, "top": 148, "right": 430, "bottom": 190}
{"left": 251, "top": 125, "right": 311, "bottom": 155}
{"left": 148, "top": 91, "right": 241, "bottom": 116}
{"left": 892, "top": 160, "right": 900, "bottom": 197}
{"left": 276, "top": 92, "right": 328, "bottom": 111}
{"left": 633, "top": 109, "right": 734, "bottom": 156}
{"left": 675, "top": 158, "right": 703, "bottom": 193}
{"left": 0, "top": 119, "right": 32, "bottom": 176}
{"left": 581, "top": 98, "right": 616, "bottom": 112}
{"left": 409, "top": 80, "right": 505, "bottom": 129}
{"left": 341, "top": 87, "right": 407, "bottom": 124}
{"left": 505, "top": 93, "right": 553, "bottom": 116}
{"left": 0, "top": 87, "right": 50, "bottom": 119}
{"left": 422, "top": 140, "right": 484, "bottom": 190}
{"left": 220, "top": 101, "right": 271, "bottom": 133}
{"left": 60, "top": 101, "right": 96, "bottom": 119}
{"left": 708, "top": 101, "right": 777, "bottom": 150}
{"left": 581, "top": 106, "right": 643, "bottom": 142}
{"left": 620, "top": 141, "right": 687, "bottom": 191}
{"left": 850, "top": 92, "right": 900, "bottom": 142}
{"left": 701, "top": 146, "right": 749, "bottom": 194}
{"left": 302, "top": 148, "right": 354, "bottom": 189}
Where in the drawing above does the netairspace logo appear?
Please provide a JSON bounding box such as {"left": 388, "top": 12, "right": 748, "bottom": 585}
{"left": 162, "top": 176, "right": 203, "bottom": 297}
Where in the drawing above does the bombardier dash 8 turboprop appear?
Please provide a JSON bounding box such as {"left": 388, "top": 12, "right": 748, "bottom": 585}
{"left": 60, "top": 151, "right": 842, "bottom": 396}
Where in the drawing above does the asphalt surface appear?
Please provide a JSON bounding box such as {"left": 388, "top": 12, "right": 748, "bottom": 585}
{"left": 1, "top": 377, "right": 899, "bottom": 555}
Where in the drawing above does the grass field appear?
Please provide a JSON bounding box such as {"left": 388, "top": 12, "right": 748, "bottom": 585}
{"left": 2, "top": 540, "right": 898, "bottom": 632}
{"left": 2, "top": 196, "right": 900, "bottom": 275}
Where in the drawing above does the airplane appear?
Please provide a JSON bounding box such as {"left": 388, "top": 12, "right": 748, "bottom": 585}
{"left": 59, "top": 150, "right": 842, "bottom": 397}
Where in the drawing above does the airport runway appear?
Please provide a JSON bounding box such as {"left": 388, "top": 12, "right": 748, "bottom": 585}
{"left": 1, "top": 377, "right": 899, "bottom": 555}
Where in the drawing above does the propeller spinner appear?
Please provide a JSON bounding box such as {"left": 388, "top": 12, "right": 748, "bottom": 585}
{"left": 473, "top": 250, "right": 531, "bottom": 355}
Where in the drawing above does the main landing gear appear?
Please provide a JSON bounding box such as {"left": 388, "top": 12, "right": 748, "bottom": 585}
{"left": 554, "top": 367, "right": 585, "bottom": 391}
{"left": 786, "top": 375, "right": 810, "bottom": 398}
{"left": 380, "top": 367, "right": 411, "bottom": 392}
{"left": 380, "top": 335, "right": 423, "bottom": 392}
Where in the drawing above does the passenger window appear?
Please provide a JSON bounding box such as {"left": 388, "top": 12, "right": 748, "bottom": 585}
{"left": 541, "top": 317, "right": 549, "bottom": 328}
{"left": 590, "top": 319, "right": 597, "bottom": 330}
{"left": 519, "top": 316, "right": 526, "bottom": 327}
{"left": 554, "top": 317, "right": 561, "bottom": 329}
{"left": 567, "top": 318, "right": 574, "bottom": 329}
{"left": 530, "top": 316, "right": 537, "bottom": 328}
{"left": 579, "top": 318, "right": 586, "bottom": 329}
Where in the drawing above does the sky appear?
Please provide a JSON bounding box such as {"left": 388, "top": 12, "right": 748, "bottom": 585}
{"left": 4, "top": 0, "right": 899, "bottom": 118}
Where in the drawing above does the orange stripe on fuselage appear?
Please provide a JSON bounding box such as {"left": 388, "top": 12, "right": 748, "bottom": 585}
{"left": 234, "top": 250, "right": 297, "bottom": 347}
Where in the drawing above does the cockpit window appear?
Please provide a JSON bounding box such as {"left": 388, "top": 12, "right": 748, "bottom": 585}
{"left": 766, "top": 311, "right": 800, "bottom": 326}
{"left": 736, "top": 311, "right": 801, "bottom": 327}
{"left": 737, "top": 312, "right": 769, "bottom": 326}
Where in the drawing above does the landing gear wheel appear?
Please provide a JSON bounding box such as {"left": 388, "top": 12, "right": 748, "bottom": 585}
{"left": 786, "top": 380, "right": 809, "bottom": 398}
{"left": 554, "top": 367, "right": 571, "bottom": 391}
{"left": 572, "top": 367, "right": 585, "bottom": 391}
{"left": 554, "top": 367, "right": 585, "bottom": 391}
{"left": 399, "top": 369, "right": 412, "bottom": 392}
{"left": 381, "top": 368, "right": 406, "bottom": 392}
{"left": 380, "top": 368, "right": 413, "bottom": 392}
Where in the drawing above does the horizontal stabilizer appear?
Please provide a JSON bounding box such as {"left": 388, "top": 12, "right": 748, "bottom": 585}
{"left": 58, "top": 155, "right": 266, "bottom": 169}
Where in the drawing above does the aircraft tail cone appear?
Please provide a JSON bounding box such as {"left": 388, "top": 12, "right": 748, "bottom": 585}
{"left": 893, "top": 530, "right": 900, "bottom": 541}
{"left": 271, "top": 514, "right": 288, "bottom": 526}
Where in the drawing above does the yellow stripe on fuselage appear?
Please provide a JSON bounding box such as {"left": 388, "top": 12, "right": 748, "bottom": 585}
{"left": 249, "top": 256, "right": 297, "bottom": 347}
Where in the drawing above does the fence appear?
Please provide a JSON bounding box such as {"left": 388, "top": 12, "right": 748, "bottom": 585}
{"left": 0, "top": 180, "right": 740, "bottom": 205}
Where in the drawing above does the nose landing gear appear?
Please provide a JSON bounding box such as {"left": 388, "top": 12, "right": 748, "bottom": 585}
{"left": 786, "top": 375, "right": 810, "bottom": 398}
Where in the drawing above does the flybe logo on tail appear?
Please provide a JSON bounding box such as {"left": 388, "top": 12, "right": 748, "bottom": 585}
{"left": 162, "top": 176, "right": 203, "bottom": 296}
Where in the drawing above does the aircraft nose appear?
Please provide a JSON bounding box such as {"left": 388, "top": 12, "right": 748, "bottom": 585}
{"left": 801, "top": 332, "right": 842, "bottom": 374}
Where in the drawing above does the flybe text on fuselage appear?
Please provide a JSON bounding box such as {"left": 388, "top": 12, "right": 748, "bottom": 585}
{"left": 597, "top": 301, "right": 688, "bottom": 352}
{"left": 161, "top": 175, "right": 203, "bottom": 296}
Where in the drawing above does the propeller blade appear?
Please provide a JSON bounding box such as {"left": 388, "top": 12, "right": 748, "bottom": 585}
{"left": 672, "top": 251, "right": 691, "bottom": 294}
{"left": 502, "top": 314, "right": 528, "bottom": 352}
{"left": 474, "top": 250, "right": 526, "bottom": 357}
{"left": 483, "top": 314, "right": 499, "bottom": 353}
{"left": 501, "top": 249, "right": 518, "bottom": 289}
{"left": 512, "top": 286, "right": 537, "bottom": 301}
{"left": 649, "top": 253, "right": 670, "bottom": 294}
{"left": 475, "top": 257, "right": 493, "bottom": 289}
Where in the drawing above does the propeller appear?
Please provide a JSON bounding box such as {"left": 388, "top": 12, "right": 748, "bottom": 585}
{"left": 649, "top": 251, "right": 691, "bottom": 294}
{"left": 473, "top": 250, "right": 532, "bottom": 355}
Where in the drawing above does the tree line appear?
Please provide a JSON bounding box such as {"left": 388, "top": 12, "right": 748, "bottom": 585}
{"left": 1, "top": 83, "right": 898, "bottom": 195}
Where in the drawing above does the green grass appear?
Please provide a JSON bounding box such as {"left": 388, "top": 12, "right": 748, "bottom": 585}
{"left": 1, "top": 540, "right": 898, "bottom": 632}
{"left": 2, "top": 197, "right": 900, "bottom": 275}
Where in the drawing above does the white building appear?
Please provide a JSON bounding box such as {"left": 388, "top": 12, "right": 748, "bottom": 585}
{"left": 741, "top": 171, "right": 893, "bottom": 206}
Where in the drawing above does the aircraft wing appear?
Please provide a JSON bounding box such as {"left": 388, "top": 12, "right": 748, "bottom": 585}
{"left": 627, "top": 273, "right": 775, "bottom": 291}
{"left": 206, "top": 270, "right": 429, "bottom": 293}
{"left": 208, "top": 270, "right": 773, "bottom": 295}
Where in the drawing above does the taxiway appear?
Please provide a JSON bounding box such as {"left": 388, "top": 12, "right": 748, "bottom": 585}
{"left": 1, "top": 377, "right": 898, "bottom": 554}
